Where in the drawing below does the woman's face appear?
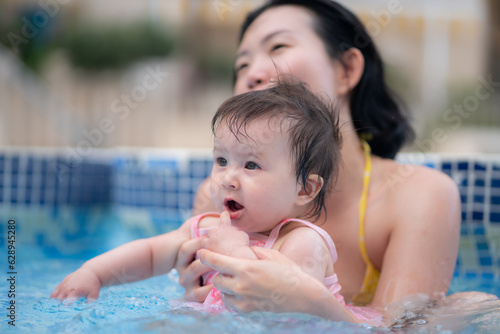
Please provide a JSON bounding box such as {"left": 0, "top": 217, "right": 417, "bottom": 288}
{"left": 234, "top": 5, "right": 341, "bottom": 100}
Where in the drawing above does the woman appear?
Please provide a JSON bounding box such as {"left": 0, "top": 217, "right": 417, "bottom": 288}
{"left": 175, "top": 0, "right": 461, "bottom": 324}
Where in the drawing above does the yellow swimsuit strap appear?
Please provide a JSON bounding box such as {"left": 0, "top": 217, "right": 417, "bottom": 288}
{"left": 350, "top": 140, "right": 380, "bottom": 306}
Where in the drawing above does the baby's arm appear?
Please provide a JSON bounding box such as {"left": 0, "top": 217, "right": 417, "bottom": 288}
{"left": 276, "top": 226, "right": 363, "bottom": 323}
{"left": 204, "top": 211, "right": 258, "bottom": 260}
{"left": 51, "top": 218, "right": 193, "bottom": 300}
{"left": 276, "top": 225, "right": 332, "bottom": 282}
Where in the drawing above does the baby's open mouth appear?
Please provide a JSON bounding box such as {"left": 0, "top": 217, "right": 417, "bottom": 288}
{"left": 224, "top": 199, "right": 244, "bottom": 212}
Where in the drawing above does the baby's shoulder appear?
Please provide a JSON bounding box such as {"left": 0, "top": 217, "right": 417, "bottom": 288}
{"left": 278, "top": 222, "right": 332, "bottom": 252}
{"left": 277, "top": 222, "right": 335, "bottom": 274}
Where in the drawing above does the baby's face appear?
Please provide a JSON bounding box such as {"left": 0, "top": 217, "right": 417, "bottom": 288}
{"left": 210, "top": 117, "right": 301, "bottom": 234}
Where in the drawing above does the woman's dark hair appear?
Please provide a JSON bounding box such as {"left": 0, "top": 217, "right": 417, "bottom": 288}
{"left": 212, "top": 79, "right": 341, "bottom": 221}
{"left": 238, "top": 0, "right": 414, "bottom": 159}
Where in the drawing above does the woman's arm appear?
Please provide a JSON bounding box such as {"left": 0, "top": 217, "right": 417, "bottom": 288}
{"left": 51, "top": 219, "right": 192, "bottom": 300}
{"left": 199, "top": 247, "right": 364, "bottom": 324}
{"left": 372, "top": 167, "right": 461, "bottom": 317}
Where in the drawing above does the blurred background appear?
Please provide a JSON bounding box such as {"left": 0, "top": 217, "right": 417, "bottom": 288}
{"left": 0, "top": 0, "right": 499, "bottom": 153}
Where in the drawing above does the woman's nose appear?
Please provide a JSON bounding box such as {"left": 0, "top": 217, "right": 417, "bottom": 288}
{"left": 247, "top": 75, "right": 269, "bottom": 91}
{"left": 246, "top": 59, "right": 272, "bottom": 91}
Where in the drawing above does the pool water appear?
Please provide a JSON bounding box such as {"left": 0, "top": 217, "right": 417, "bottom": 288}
{"left": 1, "top": 255, "right": 371, "bottom": 334}
{"left": 2, "top": 243, "right": 500, "bottom": 334}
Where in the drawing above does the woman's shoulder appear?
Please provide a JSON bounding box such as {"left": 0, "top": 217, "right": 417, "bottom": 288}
{"left": 374, "top": 156, "right": 459, "bottom": 197}
{"left": 372, "top": 157, "right": 461, "bottom": 227}
{"left": 367, "top": 157, "right": 462, "bottom": 262}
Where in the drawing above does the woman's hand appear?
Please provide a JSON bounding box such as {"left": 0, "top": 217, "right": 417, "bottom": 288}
{"left": 50, "top": 266, "right": 102, "bottom": 301}
{"left": 198, "top": 247, "right": 334, "bottom": 315}
{"left": 199, "top": 247, "right": 363, "bottom": 323}
{"left": 175, "top": 236, "right": 213, "bottom": 302}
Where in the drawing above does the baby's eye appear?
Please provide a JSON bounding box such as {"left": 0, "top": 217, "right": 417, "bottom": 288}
{"left": 216, "top": 157, "right": 228, "bottom": 166}
{"left": 245, "top": 161, "right": 260, "bottom": 170}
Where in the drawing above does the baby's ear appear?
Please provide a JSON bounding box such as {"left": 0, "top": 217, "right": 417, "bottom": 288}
{"left": 296, "top": 174, "right": 324, "bottom": 206}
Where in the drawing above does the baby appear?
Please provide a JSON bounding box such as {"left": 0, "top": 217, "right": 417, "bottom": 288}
{"left": 51, "top": 80, "right": 377, "bottom": 323}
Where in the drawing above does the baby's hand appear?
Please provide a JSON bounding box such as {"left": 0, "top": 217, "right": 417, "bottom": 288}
{"left": 50, "top": 266, "right": 102, "bottom": 301}
{"left": 205, "top": 211, "right": 250, "bottom": 256}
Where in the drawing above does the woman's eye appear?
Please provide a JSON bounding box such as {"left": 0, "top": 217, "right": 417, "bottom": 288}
{"left": 271, "top": 44, "right": 286, "bottom": 52}
{"left": 217, "top": 157, "right": 228, "bottom": 166}
{"left": 235, "top": 63, "right": 248, "bottom": 73}
{"left": 245, "top": 161, "right": 259, "bottom": 170}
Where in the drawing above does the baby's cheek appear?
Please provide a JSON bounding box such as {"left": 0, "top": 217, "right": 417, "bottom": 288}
{"left": 209, "top": 179, "right": 223, "bottom": 207}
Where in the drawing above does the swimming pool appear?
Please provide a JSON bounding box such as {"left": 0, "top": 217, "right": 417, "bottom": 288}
{"left": 1, "top": 148, "right": 500, "bottom": 333}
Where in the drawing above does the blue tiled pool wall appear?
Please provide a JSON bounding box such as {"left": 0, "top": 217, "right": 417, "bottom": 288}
{"left": 0, "top": 148, "right": 214, "bottom": 256}
{"left": 112, "top": 151, "right": 214, "bottom": 228}
{"left": 0, "top": 151, "right": 112, "bottom": 206}
{"left": 1, "top": 148, "right": 500, "bottom": 278}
